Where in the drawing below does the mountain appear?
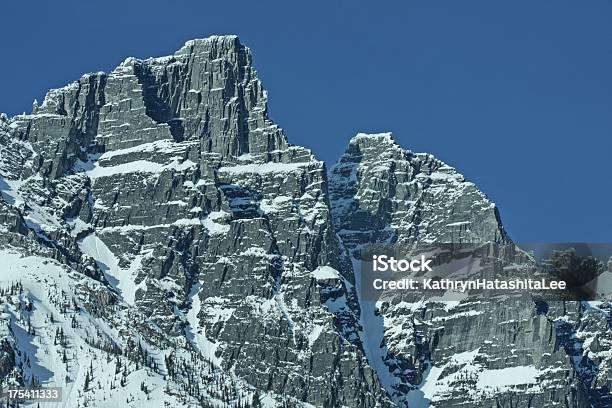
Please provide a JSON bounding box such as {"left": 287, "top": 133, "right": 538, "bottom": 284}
{"left": 0, "top": 35, "right": 610, "bottom": 407}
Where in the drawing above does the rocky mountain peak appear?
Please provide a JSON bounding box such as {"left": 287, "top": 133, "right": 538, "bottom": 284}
{"left": 330, "top": 131, "right": 508, "bottom": 252}
{"left": 0, "top": 36, "right": 609, "bottom": 407}
{"left": 175, "top": 35, "right": 245, "bottom": 59}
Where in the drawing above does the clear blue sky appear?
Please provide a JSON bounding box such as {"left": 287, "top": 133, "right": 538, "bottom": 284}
{"left": 1, "top": 1, "right": 610, "bottom": 242}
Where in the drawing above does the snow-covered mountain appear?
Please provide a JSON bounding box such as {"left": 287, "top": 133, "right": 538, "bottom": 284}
{"left": 0, "top": 36, "right": 609, "bottom": 407}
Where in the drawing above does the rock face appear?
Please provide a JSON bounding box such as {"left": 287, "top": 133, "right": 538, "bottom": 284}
{"left": 0, "top": 36, "right": 610, "bottom": 407}
{"left": 329, "top": 133, "right": 507, "bottom": 248}
{"left": 328, "top": 133, "right": 612, "bottom": 408}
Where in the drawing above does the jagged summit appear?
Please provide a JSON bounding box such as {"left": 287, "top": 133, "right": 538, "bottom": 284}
{"left": 0, "top": 35, "right": 391, "bottom": 407}
{"left": 26, "top": 35, "right": 247, "bottom": 119}
{"left": 6, "top": 34, "right": 298, "bottom": 183}
{"left": 177, "top": 34, "right": 242, "bottom": 53}
{"left": 331, "top": 131, "right": 508, "bottom": 247}
{"left": 351, "top": 132, "right": 395, "bottom": 142}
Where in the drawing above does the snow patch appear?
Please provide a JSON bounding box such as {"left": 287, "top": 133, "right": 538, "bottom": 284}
{"left": 218, "top": 162, "right": 308, "bottom": 175}
{"left": 185, "top": 282, "right": 221, "bottom": 366}
{"left": 310, "top": 266, "right": 340, "bottom": 280}
{"left": 78, "top": 233, "right": 145, "bottom": 306}
{"left": 201, "top": 211, "right": 230, "bottom": 235}
{"left": 476, "top": 365, "right": 540, "bottom": 390}
{"left": 83, "top": 158, "right": 196, "bottom": 179}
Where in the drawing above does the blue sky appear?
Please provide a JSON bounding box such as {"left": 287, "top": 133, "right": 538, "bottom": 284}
{"left": 1, "top": 1, "right": 610, "bottom": 242}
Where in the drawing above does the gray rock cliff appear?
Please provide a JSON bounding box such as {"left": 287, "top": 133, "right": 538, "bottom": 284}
{"left": 0, "top": 36, "right": 609, "bottom": 407}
